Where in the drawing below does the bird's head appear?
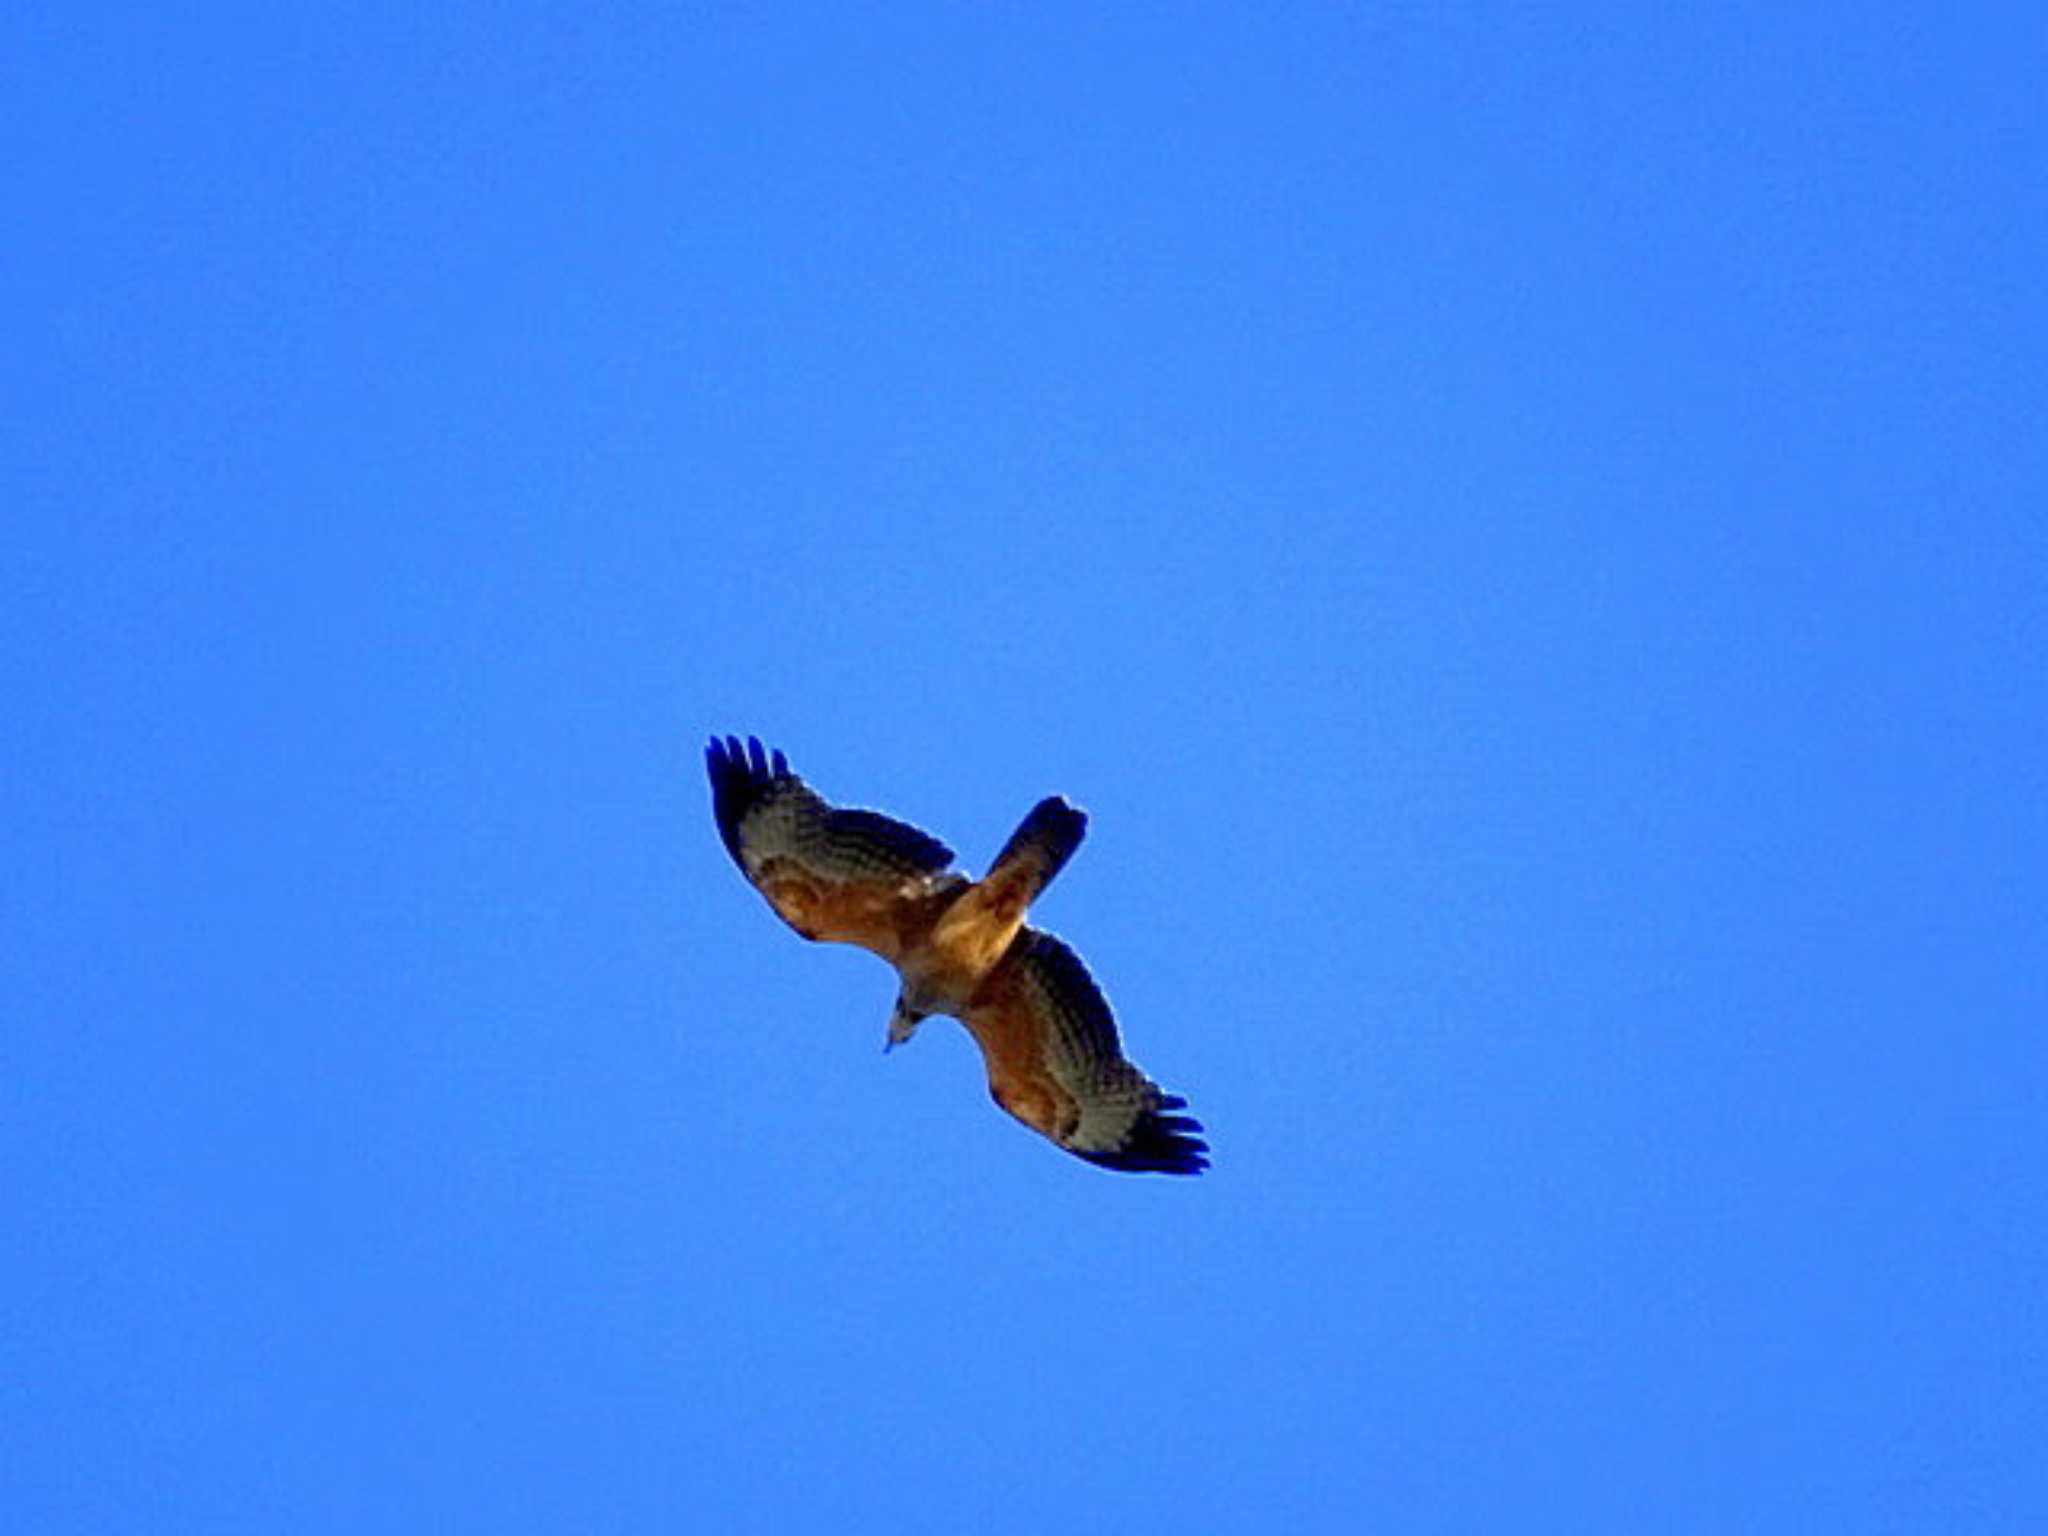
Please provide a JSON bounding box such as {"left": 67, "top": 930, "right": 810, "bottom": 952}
{"left": 884, "top": 994, "right": 928, "bottom": 1053}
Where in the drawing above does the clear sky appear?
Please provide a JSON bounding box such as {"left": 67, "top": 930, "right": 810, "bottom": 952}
{"left": 6, "top": 5, "right": 2044, "bottom": 1531}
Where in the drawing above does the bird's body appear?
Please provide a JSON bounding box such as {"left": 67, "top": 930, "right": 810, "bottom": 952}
{"left": 705, "top": 736, "right": 1208, "bottom": 1175}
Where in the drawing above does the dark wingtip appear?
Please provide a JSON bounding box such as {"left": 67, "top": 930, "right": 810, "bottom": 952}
{"left": 1075, "top": 1098, "right": 1211, "bottom": 1176}
{"left": 706, "top": 732, "right": 790, "bottom": 866}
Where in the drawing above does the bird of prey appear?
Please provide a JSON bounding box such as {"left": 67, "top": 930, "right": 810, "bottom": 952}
{"left": 705, "top": 736, "right": 1208, "bottom": 1175}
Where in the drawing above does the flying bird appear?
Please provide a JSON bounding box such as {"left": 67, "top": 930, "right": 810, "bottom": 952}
{"left": 705, "top": 735, "right": 1208, "bottom": 1175}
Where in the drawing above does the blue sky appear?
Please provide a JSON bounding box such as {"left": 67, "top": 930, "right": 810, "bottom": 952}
{"left": 6, "top": 5, "right": 2044, "bottom": 1531}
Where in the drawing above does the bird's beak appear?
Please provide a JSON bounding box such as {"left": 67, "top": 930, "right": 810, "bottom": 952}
{"left": 885, "top": 1004, "right": 921, "bottom": 1054}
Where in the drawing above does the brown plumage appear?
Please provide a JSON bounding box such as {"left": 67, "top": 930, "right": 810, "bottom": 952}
{"left": 705, "top": 735, "right": 1208, "bottom": 1175}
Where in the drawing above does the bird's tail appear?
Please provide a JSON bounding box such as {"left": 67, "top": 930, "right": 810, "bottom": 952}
{"left": 987, "top": 796, "right": 1089, "bottom": 901}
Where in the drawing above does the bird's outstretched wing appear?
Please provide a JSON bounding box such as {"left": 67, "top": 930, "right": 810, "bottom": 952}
{"left": 962, "top": 928, "right": 1208, "bottom": 1175}
{"left": 706, "top": 735, "right": 958, "bottom": 961}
